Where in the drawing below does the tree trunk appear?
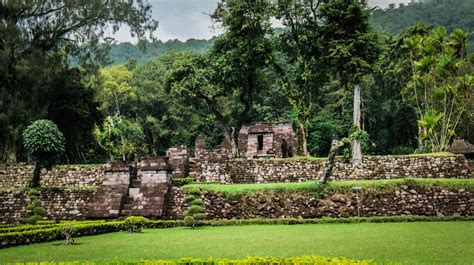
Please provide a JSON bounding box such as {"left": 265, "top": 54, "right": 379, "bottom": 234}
{"left": 296, "top": 118, "right": 308, "bottom": 157}
{"left": 225, "top": 126, "right": 241, "bottom": 158}
{"left": 30, "top": 161, "right": 41, "bottom": 188}
{"left": 230, "top": 135, "right": 240, "bottom": 158}
{"left": 352, "top": 85, "right": 362, "bottom": 167}
{"left": 319, "top": 137, "right": 344, "bottom": 184}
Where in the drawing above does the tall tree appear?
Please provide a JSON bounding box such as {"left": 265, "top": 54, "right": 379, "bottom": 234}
{"left": 0, "top": 0, "right": 158, "bottom": 162}
{"left": 319, "top": 0, "right": 380, "bottom": 166}
{"left": 272, "top": 0, "right": 328, "bottom": 157}
{"left": 168, "top": 0, "right": 273, "bottom": 157}
{"left": 403, "top": 27, "right": 473, "bottom": 151}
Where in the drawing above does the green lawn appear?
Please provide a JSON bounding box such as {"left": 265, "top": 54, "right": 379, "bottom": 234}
{"left": 184, "top": 178, "right": 474, "bottom": 197}
{"left": 0, "top": 222, "right": 472, "bottom": 264}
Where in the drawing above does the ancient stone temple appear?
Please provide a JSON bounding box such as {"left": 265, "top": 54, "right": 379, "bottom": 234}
{"left": 448, "top": 139, "right": 474, "bottom": 159}
{"left": 238, "top": 122, "right": 297, "bottom": 159}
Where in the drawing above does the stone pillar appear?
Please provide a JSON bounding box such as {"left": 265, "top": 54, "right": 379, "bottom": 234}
{"left": 166, "top": 146, "right": 189, "bottom": 178}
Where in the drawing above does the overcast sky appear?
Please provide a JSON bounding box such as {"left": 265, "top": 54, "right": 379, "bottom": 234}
{"left": 113, "top": 0, "right": 411, "bottom": 43}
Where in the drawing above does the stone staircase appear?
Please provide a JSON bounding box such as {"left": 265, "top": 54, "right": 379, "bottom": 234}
{"left": 87, "top": 162, "right": 130, "bottom": 218}
{"left": 120, "top": 157, "right": 171, "bottom": 218}
{"left": 88, "top": 158, "right": 172, "bottom": 219}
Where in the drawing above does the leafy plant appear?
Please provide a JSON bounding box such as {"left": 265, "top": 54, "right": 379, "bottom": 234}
{"left": 403, "top": 27, "right": 473, "bottom": 151}
{"left": 94, "top": 115, "right": 146, "bottom": 162}
{"left": 61, "top": 225, "right": 76, "bottom": 245}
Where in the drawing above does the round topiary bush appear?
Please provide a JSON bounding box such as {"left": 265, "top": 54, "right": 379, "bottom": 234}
{"left": 123, "top": 216, "right": 149, "bottom": 233}
{"left": 23, "top": 119, "right": 65, "bottom": 187}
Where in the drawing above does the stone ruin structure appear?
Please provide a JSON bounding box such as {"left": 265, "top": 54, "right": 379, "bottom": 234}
{"left": 0, "top": 122, "right": 473, "bottom": 223}
{"left": 448, "top": 139, "right": 474, "bottom": 159}
{"left": 238, "top": 122, "right": 297, "bottom": 159}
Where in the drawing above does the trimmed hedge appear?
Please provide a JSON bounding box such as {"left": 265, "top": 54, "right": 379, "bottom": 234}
{"left": 199, "top": 215, "right": 474, "bottom": 227}
{"left": 1, "top": 256, "right": 376, "bottom": 264}
{"left": 0, "top": 222, "right": 123, "bottom": 248}
{"left": 1, "top": 216, "right": 472, "bottom": 248}
{"left": 0, "top": 220, "right": 106, "bottom": 233}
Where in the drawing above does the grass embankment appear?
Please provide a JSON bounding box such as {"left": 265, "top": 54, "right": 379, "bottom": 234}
{"left": 183, "top": 178, "right": 474, "bottom": 197}
{"left": 0, "top": 221, "right": 472, "bottom": 264}
{"left": 255, "top": 152, "right": 456, "bottom": 161}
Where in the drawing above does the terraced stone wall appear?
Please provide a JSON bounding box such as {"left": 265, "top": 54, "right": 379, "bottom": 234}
{"left": 192, "top": 155, "right": 471, "bottom": 183}
{"left": 165, "top": 183, "right": 473, "bottom": 220}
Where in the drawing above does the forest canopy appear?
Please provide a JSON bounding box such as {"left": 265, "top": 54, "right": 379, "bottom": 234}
{"left": 1, "top": 0, "right": 473, "bottom": 164}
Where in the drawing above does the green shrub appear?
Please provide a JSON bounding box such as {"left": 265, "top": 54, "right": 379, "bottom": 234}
{"left": 61, "top": 225, "right": 76, "bottom": 245}
{"left": 184, "top": 195, "right": 196, "bottom": 203}
{"left": 192, "top": 199, "right": 204, "bottom": 206}
{"left": 183, "top": 216, "right": 196, "bottom": 227}
{"left": 188, "top": 188, "right": 202, "bottom": 196}
{"left": 24, "top": 188, "right": 45, "bottom": 225}
{"left": 187, "top": 205, "right": 204, "bottom": 215}
{"left": 0, "top": 221, "right": 123, "bottom": 248}
{"left": 123, "top": 216, "right": 149, "bottom": 233}
{"left": 172, "top": 178, "right": 196, "bottom": 187}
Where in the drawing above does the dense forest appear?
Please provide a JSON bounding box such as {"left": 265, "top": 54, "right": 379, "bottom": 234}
{"left": 1, "top": 0, "right": 472, "bottom": 166}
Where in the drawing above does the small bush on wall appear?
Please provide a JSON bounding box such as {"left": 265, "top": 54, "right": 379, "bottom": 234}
{"left": 182, "top": 189, "right": 205, "bottom": 228}
{"left": 24, "top": 189, "right": 45, "bottom": 225}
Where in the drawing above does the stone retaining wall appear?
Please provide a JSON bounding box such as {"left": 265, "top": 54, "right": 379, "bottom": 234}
{"left": 0, "top": 164, "right": 105, "bottom": 188}
{"left": 0, "top": 189, "right": 95, "bottom": 224}
{"left": 165, "top": 185, "right": 473, "bottom": 220}
{"left": 193, "top": 155, "right": 471, "bottom": 183}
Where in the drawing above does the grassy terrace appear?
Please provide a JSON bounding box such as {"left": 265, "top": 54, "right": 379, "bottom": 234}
{"left": 0, "top": 221, "right": 472, "bottom": 264}
{"left": 183, "top": 178, "right": 474, "bottom": 197}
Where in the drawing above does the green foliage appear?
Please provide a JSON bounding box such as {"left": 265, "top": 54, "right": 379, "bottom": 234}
{"left": 172, "top": 178, "right": 196, "bottom": 187}
{"left": 182, "top": 190, "right": 205, "bottom": 228}
{"left": 94, "top": 116, "right": 146, "bottom": 161}
{"left": 1, "top": 216, "right": 472, "bottom": 249}
{"left": 0, "top": 221, "right": 124, "bottom": 248}
{"left": 106, "top": 39, "right": 214, "bottom": 65}
{"left": 22, "top": 120, "right": 65, "bottom": 168}
{"left": 123, "top": 216, "right": 150, "bottom": 233}
{"left": 403, "top": 27, "right": 473, "bottom": 151}
{"left": 184, "top": 195, "right": 197, "bottom": 204}
{"left": 188, "top": 188, "right": 202, "bottom": 196}
{"left": 95, "top": 65, "right": 138, "bottom": 116}
{"left": 1, "top": 219, "right": 472, "bottom": 264}
{"left": 184, "top": 178, "right": 474, "bottom": 198}
{"left": 372, "top": 0, "right": 474, "bottom": 51}
{"left": 0, "top": 1, "right": 157, "bottom": 164}
{"left": 191, "top": 199, "right": 204, "bottom": 206}
{"left": 61, "top": 225, "right": 76, "bottom": 245}
{"left": 167, "top": 0, "right": 274, "bottom": 158}
{"left": 23, "top": 189, "right": 44, "bottom": 225}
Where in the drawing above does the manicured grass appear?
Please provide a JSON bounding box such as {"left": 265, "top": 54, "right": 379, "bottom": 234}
{"left": 0, "top": 222, "right": 472, "bottom": 264}
{"left": 183, "top": 178, "right": 474, "bottom": 197}
{"left": 403, "top": 152, "right": 455, "bottom": 157}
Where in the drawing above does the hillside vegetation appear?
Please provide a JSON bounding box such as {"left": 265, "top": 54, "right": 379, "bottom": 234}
{"left": 372, "top": 0, "right": 474, "bottom": 37}
{"left": 106, "top": 1, "right": 474, "bottom": 64}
